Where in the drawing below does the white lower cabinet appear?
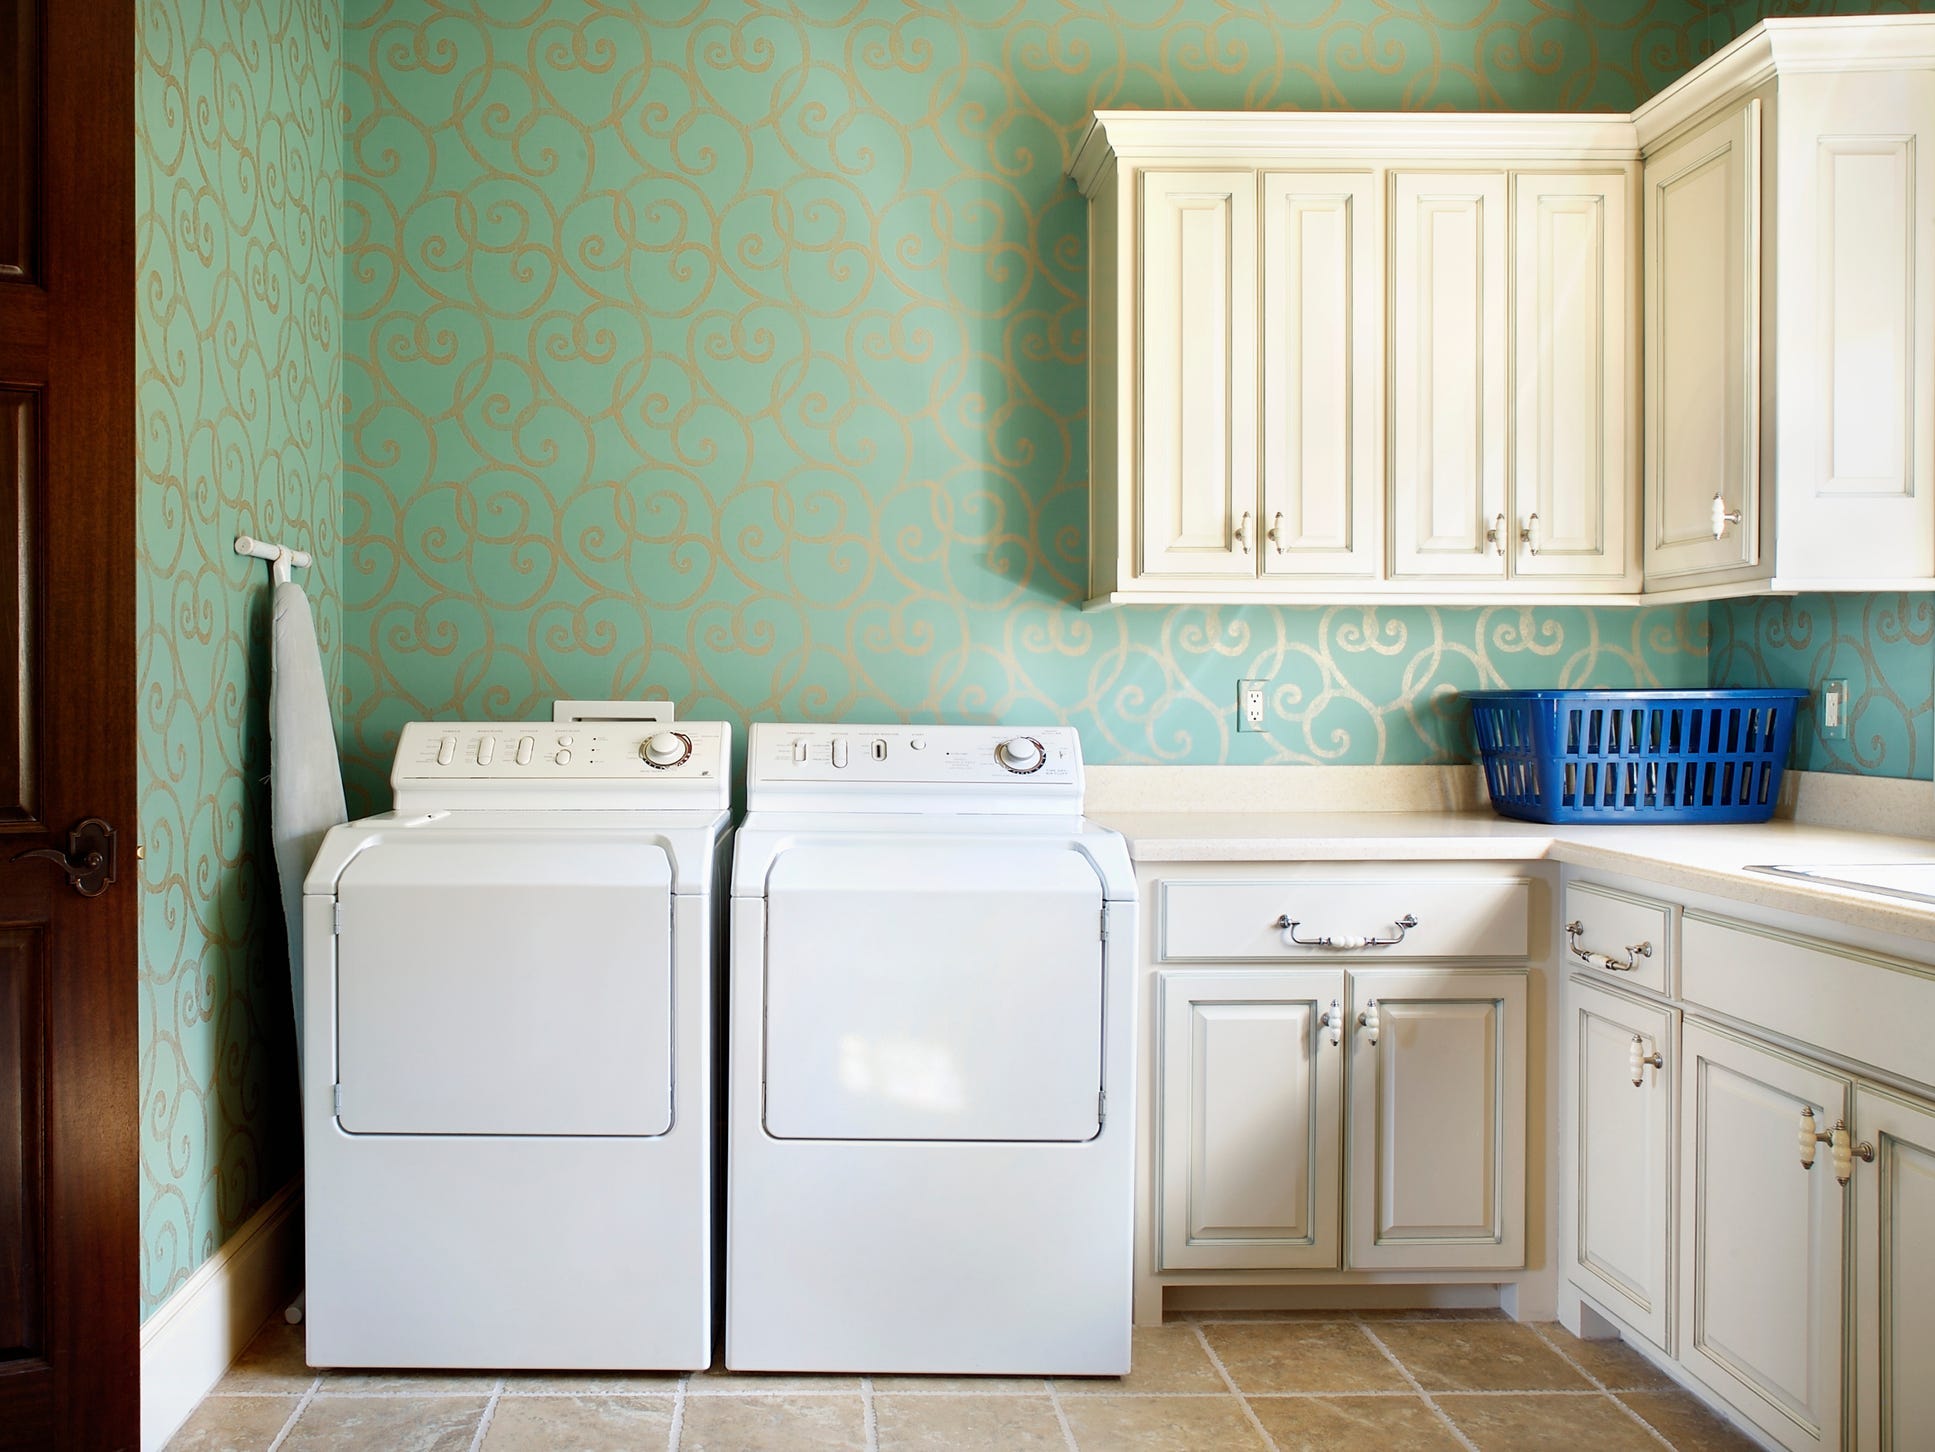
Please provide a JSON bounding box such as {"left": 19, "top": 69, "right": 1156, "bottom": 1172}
{"left": 1563, "top": 976, "right": 1673, "bottom": 1352}
{"left": 1153, "top": 964, "right": 1527, "bottom": 1276}
{"left": 1346, "top": 970, "right": 1527, "bottom": 1268}
{"left": 1851, "top": 1086, "right": 1935, "bottom": 1450}
{"left": 1155, "top": 969, "right": 1343, "bottom": 1270}
{"left": 1678, "top": 1022, "right": 1849, "bottom": 1451}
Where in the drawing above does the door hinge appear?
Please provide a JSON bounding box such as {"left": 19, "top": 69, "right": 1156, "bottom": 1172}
{"left": 333, "top": 901, "right": 345, "bottom": 935}
{"left": 332, "top": 1084, "right": 343, "bottom": 1115}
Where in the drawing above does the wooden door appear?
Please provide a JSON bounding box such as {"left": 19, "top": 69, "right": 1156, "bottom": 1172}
{"left": 1155, "top": 968, "right": 1344, "bottom": 1270}
{"left": 1642, "top": 101, "right": 1762, "bottom": 588}
{"left": 1258, "top": 172, "right": 1380, "bottom": 582}
{"left": 1562, "top": 976, "right": 1673, "bottom": 1353}
{"left": 0, "top": 2, "right": 139, "bottom": 1447}
{"left": 1388, "top": 172, "right": 1508, "bottom": 582}
{"left": 1136, "top": 170, "right": 1257, "bottom": 580}
{"left": 1345, "top": 969, "right": 1525, "bottom": 1270}
{"left": 1511, "top": 172, "right": 1635, "bottom": 586}
{"left": 1678, "top": 1023, "right": 1845, "bottom": 1452}
{"left": 1851, "top": 1084, "right": 1935, "bottom": 1450}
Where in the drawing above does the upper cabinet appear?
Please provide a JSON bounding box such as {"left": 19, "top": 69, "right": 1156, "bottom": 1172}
{"left": 1636, "top": 16, "right": 1935, "bottom": 596}
{"left": 1070, "top": 115, "right": 1641, "bottom": 606}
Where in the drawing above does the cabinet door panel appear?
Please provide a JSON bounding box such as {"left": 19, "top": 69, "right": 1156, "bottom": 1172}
{"left": 1643, "top": 101, "right": 1761, "bottom": 585}
{"left": 1346, "top": 970, "right": 1525, "bottom": 1269}
{"left": 1853, "top": 1086, "right": 1935, "bottom": 1451}
{"left": 1564, "top": 977, "right": 1673, "bottom": 1353}
{"left": 1774, "top": 71, "right": 1935, "bottom": 582}
{"left": 1679, "top": 1023, "right": 1845, "bottom": 1452}
{"left": 1138, "top": 170, "right": 1257, "bottom": 579}
{"left": 1260, "top": 172, "right": 1379, "bottom": 579}
{"left": 1157, "top": 969, "right": 1344, "bottom": 1270}
{"left": 1513, "top": 173, "right": 1633, "bottom": 583}
{"left": 1390, "top": 172, "right": 1508, "bottom": 580}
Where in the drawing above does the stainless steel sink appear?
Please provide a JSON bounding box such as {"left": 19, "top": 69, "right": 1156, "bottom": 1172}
{"left": 1746, "top": 862, "right": 1935, "bottom": 907}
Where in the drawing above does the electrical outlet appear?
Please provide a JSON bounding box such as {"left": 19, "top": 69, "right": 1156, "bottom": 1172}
{"left": 1239, "top": 679, "right": 1267, "bottom": 733}
{"left": 1820, "top": 678, "right": 1849, "bottom": 741}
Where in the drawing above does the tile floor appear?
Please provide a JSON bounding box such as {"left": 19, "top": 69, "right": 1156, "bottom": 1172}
{"left": 168, "top": 1310, "right": 1763, "bottom": 1451}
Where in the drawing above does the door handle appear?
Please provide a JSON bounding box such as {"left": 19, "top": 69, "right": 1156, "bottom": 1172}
{"left": 11, "top": 817, "right": 118, "bottom": 897}
{"left": 1486, "top": 513, "right": 1506, "bottom": 557}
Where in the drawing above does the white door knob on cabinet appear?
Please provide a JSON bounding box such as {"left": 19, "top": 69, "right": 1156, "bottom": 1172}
{"left": 1357, "top": 998, "right": 1379, "bottom": 1046}
{"left": 1319, "top": 999, "right": 1341, "bottom": 1048}
{"left": 1628, "top": 1034, "right": 1663, "bottom": 1087}
{"left": 1233, "top": 511, "right": 1252, "bottom": 555}
{"left": 1486, "top": 512, "right": 1506, "bottom": 557}
{"left": 1830, "top": 1121, "right": 1876, "bottom": 1187}
{"left": 643, "top": 731, "right": 690, "bottom": 768}
{"left": 1711, "top": 491, "right": 1744, "bottom": 540}
{"left": 1800, "top": 1106, "right": 1834, "bottom": 1170}
{"left": 1268, "top": 511, "right": 1284, "bottom": 555}
{"left": 1520, "top": 513, "right": 1541, "bottom": 556}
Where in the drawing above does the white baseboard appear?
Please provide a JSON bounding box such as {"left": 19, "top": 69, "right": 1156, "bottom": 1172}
{"left": 140, "top": 1178, "right": 304, "bottom": 1452}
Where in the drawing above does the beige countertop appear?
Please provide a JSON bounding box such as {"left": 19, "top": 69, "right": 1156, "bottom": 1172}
{"left": 1091, "top": 809, "right": 1935, "bottom": 944}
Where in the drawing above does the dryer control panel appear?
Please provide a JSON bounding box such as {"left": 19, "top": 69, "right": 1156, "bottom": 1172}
{"left": 390, "top": 719, "right": 730, "bottom": 812}
{"left": 746, "top": 723, "right": 1083, "bottom": 813}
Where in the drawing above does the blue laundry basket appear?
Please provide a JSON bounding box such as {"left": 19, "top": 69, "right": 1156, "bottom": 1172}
{"left": 1464, "top": 688, "right": 1809, "bottom": 825}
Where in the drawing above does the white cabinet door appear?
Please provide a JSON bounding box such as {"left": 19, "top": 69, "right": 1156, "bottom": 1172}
{"left": 1852, "top": 1085, "right": 1935, "bottom": 1451}
{"left": 1563, "top": 977, "right": 1674, "bottom": 1353}
{"left": 1137, "top": 170, "right": 1258, "bottom": 580}
{"left": 1259, "top": 171, "right": 1380, "bottom": 581}
{"left": 1678, "top": 1022, "right": 1846, "bottom": 1452}
{"left": 1389, "top": 172, "right": 1508, "bottom": 581}
{"left": 1156, "top": 969, "right": 1345, "bottom": 1270}
{"left": 1346, "top": 970, "right": 1526, "bottom": 1269}
{"left": 1773, "top": 70, "right": 1935, "bottom": 584}
{"left": 1512, "top": 172, "right": 1635, "bottom": 585}
{"left": 1643, "top": 101, "right": 1762, "bottom": 587}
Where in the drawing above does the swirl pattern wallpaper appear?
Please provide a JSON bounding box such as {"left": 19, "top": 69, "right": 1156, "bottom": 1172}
{"left": 137, "top": 0, "right": 341, "bottom": 1314}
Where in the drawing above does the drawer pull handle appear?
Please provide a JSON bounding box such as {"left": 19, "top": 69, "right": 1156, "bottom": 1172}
{"left": 1277, "top": 913, "right": 1418, "bottom": 950}
{"left": 1358, "top": 998, "right": 1379, "bottom": 1046}
{"left": 1319, "top": 999, "right": 1341, "bottom": 1047}
{"left": 1802, "top": 1110, "right": 1875, "bottom": 1186}
{"left": 1628, "top": 1034, "right": 1663, "bottom": 1087}
{"left": 1565, "top": 920, "right": 1652, "bottom": 973}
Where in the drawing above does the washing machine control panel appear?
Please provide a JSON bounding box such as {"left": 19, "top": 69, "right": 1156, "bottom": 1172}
{"left": 390, "top": 719, "right": 731, "bottom": 811}
{"left": 747, "top": 723, "right": 1084, "bottom": 810}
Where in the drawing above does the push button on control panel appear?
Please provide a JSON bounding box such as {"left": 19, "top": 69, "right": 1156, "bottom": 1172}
{"left": 476, "top": 736, "right": 495, "bottom": 766}
{"left": 437, "top": 735, "right": 456, "bottom": 766}
{"left": 831, "top": 738, "right": 850, "bottom": 768}
{"left": 516, "top": 735, "right": 534, "bottom": 765}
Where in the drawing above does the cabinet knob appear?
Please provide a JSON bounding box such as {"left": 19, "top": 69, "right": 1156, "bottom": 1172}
{"left": 1711, "top": 492, "right": 1744, "bottom": 541}
{"left": 1628, "top": 1034, "right": 1663, "bottom": 1087}
{"left": 1319, "top": 999, "right": 1341, "bottom": 1048}
{"left": 1268, "top": 511, "right": 1284, "bottom": 555}
{"left": 1233, "top": 511, "right": 1252, "bottom": 555}
{"left": 1800, "top": 1106, "right": 1834, "bottom": 1170}
{"left": 1357, "top": 998, "right": 1380, "bottom": 1046}
{"left": 1520, "top": 513, "right": 1540, "bottom": 556}
{"left": 1830, "top": 1121, "right": 1875, "bottom": 1188}
{"left": 1486, "top": 512, "right": 1506, "bottom": 557}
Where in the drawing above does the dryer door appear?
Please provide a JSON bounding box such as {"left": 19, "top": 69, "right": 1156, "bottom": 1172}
{"left": 762, "top": 840, "right": 1105, "bottom": 1142}
{"left": 333, "top": 838, "right": 673, "bottom": 1136}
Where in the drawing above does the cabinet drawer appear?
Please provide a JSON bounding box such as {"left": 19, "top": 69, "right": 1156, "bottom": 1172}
{"left": 1561, "top": 880, "right": 1672, "bottom": 995}
{"left": 1682, "top": 912, "right": 1935, "bottom": 1089}
{"left": 1158, "top": 878, "right": 1530, "bottom": 962}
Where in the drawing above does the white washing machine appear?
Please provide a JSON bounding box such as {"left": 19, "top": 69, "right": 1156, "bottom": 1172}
{"left": 726, "top": 723, "right": 1136, "bottom": 1375}
{"left": 300, "top": 718, "right": 730, "bottom": 1369}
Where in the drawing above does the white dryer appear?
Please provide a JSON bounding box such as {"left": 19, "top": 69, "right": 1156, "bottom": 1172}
{"left": 301, "top": 719, "right": 730, "bottom": 1369}
{"left": 726, "top": 723, "right": 1136, "bottom": 1375}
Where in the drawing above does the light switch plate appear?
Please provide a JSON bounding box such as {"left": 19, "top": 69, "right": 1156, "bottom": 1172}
{"left": 1820, "top": 679, "right": 1849, "bottom": 741}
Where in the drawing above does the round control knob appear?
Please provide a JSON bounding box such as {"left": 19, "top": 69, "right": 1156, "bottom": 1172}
{"left": 997, "top": 736, "right": 1045, "bottom": 773}
{"left": 642, "top": 731, "right": 690, "bottom": 769}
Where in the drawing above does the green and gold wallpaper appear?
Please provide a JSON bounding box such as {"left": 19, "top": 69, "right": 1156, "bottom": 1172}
{"left": 138, "top": 0, "right": 341, "bottom": 1315}
{"left": 336, "top": 0, "right": 1739, "bottom": 810}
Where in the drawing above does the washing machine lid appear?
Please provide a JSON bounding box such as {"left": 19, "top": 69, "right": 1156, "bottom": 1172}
{"left": 332, "top": 837, "right": 673, "bottom": 1137}
{"left": 761, "top": 839, "right": 1105, "bottom": 1142}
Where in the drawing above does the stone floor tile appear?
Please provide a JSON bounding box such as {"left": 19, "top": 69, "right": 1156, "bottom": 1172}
{"left": 1436, "top": 1392, "right": 1662, "bottom": 1452}
{"left": 1620, "top": 1392, "right": 1767, "bottom": 1451}
{"left": 211, "top": 1322, "right": 317, "bottom": 1394}
{"left": 1202, "top": 1322, "right": 1409, "bottom": 1395}
{"left": 1055, "top": 1326, "right": 1223, "bottom": 1395}
{"left": 1060, "top": 1395, "right": 1267, "bottom": 1451}
{"left": 318, "top": 1369, "right": 501, "bottom": 1394}
{"left": 1533, "top": 1324, "right": 1679, "bottom": 1390}
{"left": 1352, "top": 1307, "right": 1510, "bottom": 1322}
{"left": 676, "top": 1393, "right": 867, "bottom": 1451}
{"left": 873, "top": 1393, "right": 1065, "bottom": 1450}
{"left": 687, "top": 1362, "right": 862, "bottom": 1394}
{"left": 497, "top": 1370, "right": 684, "bottom": 1394}
{"left": 279, "top": 1395, "right": 488, "bottom": 1452}
{"left": 162, "top": 1395, "right": 298, "bottom": 1451}
{"left": 868, "top": 1375, "right": 1050, "bottom": 1394}
{"left": 478, "top": 1394, "right": 674, "bottom": 1450}
{"left": 1370, "top": 1320, "right": 1593, "bottom": 1392}
{"left": 1246, "top": 1395, "right": 1463, "bottom": 1452}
